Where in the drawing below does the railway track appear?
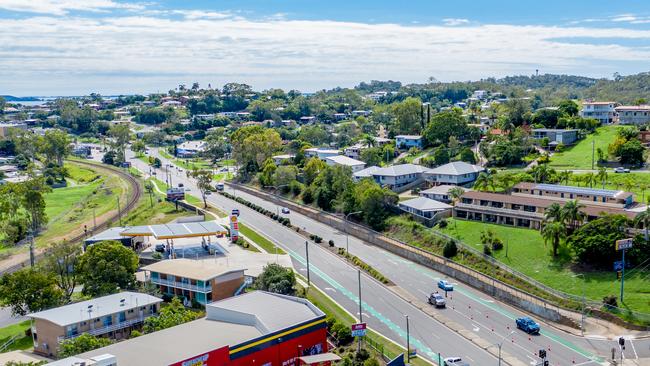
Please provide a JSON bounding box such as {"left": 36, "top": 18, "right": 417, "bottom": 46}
{"left": 0, "top": 160, "right": 143, "bottom": 274}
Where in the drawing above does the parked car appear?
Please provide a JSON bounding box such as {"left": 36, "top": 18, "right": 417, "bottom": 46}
{"left": 178, "top": 183, "right": 184, "bottom": 187}
{"left": 154, "top": 244, "right": 166, "bottom": 253}
{"left": 614, "top": 167, "right": 630, "bottom": 173}
{"left": 215, "top": 183, "right": 225, "bottom": 191}
{"left": 443, "top": 357, "right": 468, "bottom": 366}
{"left": 281, "top": 207, "right": 290, "bottom": 214}
{"left": 515, "top": 317, "right": 540, "bottom": 334}
{"left": 438, "top": 280, "right": 454, "bottom": 292}
{"left": 428, "top": 292, "right": 446, "bottom": 308}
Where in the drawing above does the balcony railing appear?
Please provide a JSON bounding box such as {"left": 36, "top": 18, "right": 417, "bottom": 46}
{"left": 150, "top": 277, "right": 211, "bottom": 293}
{"left": 59, "top": 314, "right": 155, "bottom": 341}
{"left": 455, "top": 203, "right": 544, "bottom": 219}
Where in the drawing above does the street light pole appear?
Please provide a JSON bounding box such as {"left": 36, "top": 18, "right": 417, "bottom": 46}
{"left": 357, "top": 269, "right": 362, "bottom": 353}
{"left": 497, "top": 330, "right": 514, "bottom": 366}
{"left": 345, "top": 211, "right": 363, "bottom": 254}
{"left": 263, "top": 185, "right": 289, "bottom": 216}
{"left": 406, "top": 315, "right": 410, "bottom": 363}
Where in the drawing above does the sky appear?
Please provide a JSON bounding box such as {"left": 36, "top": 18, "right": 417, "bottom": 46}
{"left": 1, "top": 0, "right": 650, "bottom": 96}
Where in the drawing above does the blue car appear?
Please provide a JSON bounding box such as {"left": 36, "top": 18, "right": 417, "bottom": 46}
{"left": 437, "top": 280, "right": 454, "bottom": 292}
{"left": 516, "top": 317, "right": 540, "bottom": 334}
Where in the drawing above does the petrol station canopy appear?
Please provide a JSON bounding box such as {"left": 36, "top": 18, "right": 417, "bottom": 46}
{"left": 119, "top": 221, "right": 227, "bottom": 239}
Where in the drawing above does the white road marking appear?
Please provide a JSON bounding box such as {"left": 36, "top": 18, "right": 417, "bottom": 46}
{"left": 630, "top": 339, "right": 638, "bottom": 359}
{"left": 479, "top": 298, "right": 494, "bottom": 303}
{"left": 324, "top": 287, "right": 336, "bottom": 292}
{"left": 417, "top": 289, "right": 429, "bottom": 297}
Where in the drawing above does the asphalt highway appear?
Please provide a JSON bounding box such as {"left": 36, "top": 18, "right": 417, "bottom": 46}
{"left": 131, "top": 149, "right": 650, "bottom": 365}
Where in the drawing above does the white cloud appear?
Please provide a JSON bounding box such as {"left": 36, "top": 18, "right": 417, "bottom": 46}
{"left": 0, "top": 0, "right": 145, "bottom": 16}
{"left": 611, "top": 14, "right": 650, "bottom": 24}
{"left": 442, "top": 18, "right": 469, "bottom": 26}
{"left": 171, "top": 10, "right": 236, "bottom": 20}
{"left": 1, "top": 13, "right": 650, "bottom": 95}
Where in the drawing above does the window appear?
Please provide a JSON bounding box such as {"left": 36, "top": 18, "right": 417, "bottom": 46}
{"left": 103, "top": 315, "right": 113, "bottom": 327}
{"left": 66, "top": 324, "right": 78, "bottom": 337}
{"left": 119, "top": 312, "right": 126, "bottom": 323}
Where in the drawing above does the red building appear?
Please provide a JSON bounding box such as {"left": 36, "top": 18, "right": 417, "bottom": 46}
{"left": 50, "top": 292, "right": 333, "bottom": 366}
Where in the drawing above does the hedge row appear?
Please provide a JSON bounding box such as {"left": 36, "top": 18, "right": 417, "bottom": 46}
{"left": 219, "top": 191, "right": 292, "bottom": 227}
{"left": 337, "top": 247, "right": 390, "bottom": 284}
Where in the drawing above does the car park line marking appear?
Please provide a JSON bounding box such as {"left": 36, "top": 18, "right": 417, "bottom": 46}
{"left": 630, "top": 339, "right": 638, "bottom": 359}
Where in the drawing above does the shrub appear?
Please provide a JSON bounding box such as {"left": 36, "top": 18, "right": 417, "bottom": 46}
{"left": 443, "top": 240, "right": 458, "bottom": 258}
{"left": 492, "top": 239, "right": 504, "bottom": 251}
{"left": 355, "top": 349, "right": 370, "bottom": 361}
{"left": 438, "top": 219, "right": 448, "bottom": 228}
{"left": 483, "top": 244, "right": 492, "bottom": 256}
{"left": 603, "top": 295, "right": 618, "bottom": 309}
{"left": 314, "top": 236, "right": 323, "bottom": 244}
{"left": 328, "top": 239, "right": 335, "bottom": 247}
{"left": 130, "top": 330, "right": 142, "bottom": 338}
{"left": 151, "top": 252, "right": 163, "bottom": 260}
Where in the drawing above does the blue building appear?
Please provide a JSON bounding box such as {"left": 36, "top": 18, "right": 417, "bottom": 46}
{"left": 395, "top": 135, "right": 423, "bottom": 150}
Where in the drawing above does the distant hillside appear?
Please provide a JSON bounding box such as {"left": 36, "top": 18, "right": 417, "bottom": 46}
{"left": 1, "top": 95, "right": 40, "bottom": 102}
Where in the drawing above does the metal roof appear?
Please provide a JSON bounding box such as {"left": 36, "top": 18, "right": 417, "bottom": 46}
{"left": 428, "top": 161, "right": 484, "bottom": 176}
{"left": 533, "top": 183, "right": 627, "bottom": 198}
{"left": 30, "top": 292, "right": 162, "bottom": 327}
{"left": 142, "top": 259, "right": 246, "bottom": 281}
{"left": 399, "top": 197, "right": 452, "bottom": 211}
{"left": 326, "top": 155, "right": 366, "bottom": 166}
{"left": 120, "top": 220, "right": 227, "bottom": 239}
{"left": 84, "top": 227, "right": 130, "bottom": 243}
{"left": 372, "top": 163, "right": 430, "bottom": 177}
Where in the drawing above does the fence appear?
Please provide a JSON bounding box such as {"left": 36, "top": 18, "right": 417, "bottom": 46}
{"left": 228, "top": 183, "right": 650, "bottom": 329}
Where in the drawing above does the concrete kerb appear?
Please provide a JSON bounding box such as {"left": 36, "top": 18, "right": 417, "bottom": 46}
{"left": 227, "top": 183, "right": 580, "bottom": 326}
{"left": 220, "top": 187, "right": 521, "bottom": 366}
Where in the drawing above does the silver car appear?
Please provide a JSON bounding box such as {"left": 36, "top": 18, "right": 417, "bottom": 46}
{"left": 428, "top": 292, "right": 446, "bottom": 308}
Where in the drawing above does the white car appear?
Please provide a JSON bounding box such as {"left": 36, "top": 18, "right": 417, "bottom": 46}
{"left": 444, "top": 357, "right": 469, "bottom": 366}
{"left": 614, "top": 167, "right": 630, "bottom": 173}
{"left": 281, "top": 207, "right": 290, "bottom": 214}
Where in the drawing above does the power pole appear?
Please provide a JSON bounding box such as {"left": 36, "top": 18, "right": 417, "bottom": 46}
{"left": 358, "top": 269, "right": 362, "bottom": 353}
{"left": 117, "top": 196, "right": 122, "bottom": 226}
{"left": 591, "top": 139, "right": 595, "bottom": 170}
{"left": 406, "top": 315, "right": 410, "bottom": 363}
{"left": 305, "top": 241, "right": 310, "bottom": 288}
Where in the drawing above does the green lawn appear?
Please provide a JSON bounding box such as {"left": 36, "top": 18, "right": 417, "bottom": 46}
{"left": 439, "top": 218, "right": 650, "bottom": 315}
{"left": 0, "top": 320, "right": 33, "bottom": 352}
{"left": 239, "top": 223, "right": 286, "bottom": 254}
{"left": 548, "top": 126, "right": 621, "bottom": 170}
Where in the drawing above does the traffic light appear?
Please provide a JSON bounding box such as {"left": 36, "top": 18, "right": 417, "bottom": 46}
{"left": 538, "top": 349, "right": 546, "bottom": 359}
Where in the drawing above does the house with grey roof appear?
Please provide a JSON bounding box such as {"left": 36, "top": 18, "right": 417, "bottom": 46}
{"left": 354, "top": 163, "right": 430, "bottom": 191}
{"left": 426, "top": 161, "right": 485, "bottom": 186}
{"left": 419, "top": 185, "right": 469, "bottom": 203}
{"left": 398, "top": 197, "right": 452, "bottom": 225}
{"left": 325, "top": 155, "right": 366, "bottom": 172}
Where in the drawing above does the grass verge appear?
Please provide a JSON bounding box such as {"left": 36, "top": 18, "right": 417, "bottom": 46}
{"left": 548, "top": 125, "right": 620, "bottom": 169}
{"left": 0, "top": 320, "right": 33, "bottom": 353}
{"left": 239, "top": 223, "right": 286, "bottom": 255}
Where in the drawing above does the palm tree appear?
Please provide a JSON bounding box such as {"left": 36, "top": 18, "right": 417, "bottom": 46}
{"left": 544, "top": 203, "right": 564, "bottom": 223}
{"left": 634, "top": 205, "right": 650, "bottom": 241}
{"left": 623, "top": 178, "right": 635, "bottom": 194}
{"left": 558, "top": 170, "right": 572, "bottom": 185}
{"left": 363, "top": 134, "right": 376, "bottom": 148}
{"left": 531, "top": 164, "right": 553, "bottom": 184}
{"left": 497, "top": 173, "right": 516, "bottom": 192}
{"left": 448, "top": 187, "right": 466, "bottom": 205}
{"left": 584, "top": 172, "right": 595, "bottom": 188}
{"left": 562, "top": 200, "right": 585, "bottom": 232}
{"left": 596, "top": 167, "right": 608, "bottom": 189}
{"left": 541, "top": 221, "right": 566, "bottom": 257}
{"left": 473, "top": 172, "right": 490, "bottom": 192}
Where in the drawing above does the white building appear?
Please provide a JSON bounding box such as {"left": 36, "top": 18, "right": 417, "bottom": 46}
{"left": 615, "top": 106, "right": 650, "bottom": 125}
{"left": 325, "top": 155, "right": 366, "bottom": 172}
{"left": 354, "top": 163, "right": 430, "bottom": 191}
{"left": 426, "top": 161, "right": 485, "bottom": 186}
{"left": 580, "top": 102, "right": 617, "bottom": 124}
{"left": 398, "top": 197, "right": 452, "bottom": 219}
{"left": 419, "top": 185, "right": 469, "bottom": 203}
{"left": 304, "top": 148, "right": 340, "bottom": 161}
{"left": 272, "top": 154, "right": 295, "bottom": 165}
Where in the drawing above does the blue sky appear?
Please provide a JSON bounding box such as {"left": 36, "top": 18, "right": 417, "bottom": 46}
{"left": 0, "top": 0, "right": 649, "bottom": 95}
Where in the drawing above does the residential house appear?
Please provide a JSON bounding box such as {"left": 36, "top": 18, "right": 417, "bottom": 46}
{"left": 304, "top": 148, "right": 340, "bottom": 161}
{"left": 30, "top": 292, "right": 162, "bottom": 357}
{"left": 395, "top": 135, "right": 423, "bottom": 150}
{"left": 398, "top": 197, "right": 452, "bottom": 219}
{"left": 354, "top": 163, "right": 430, "bottom": 191}
{"left": 299, "top": 116, "right": 317, "bottom": 124}
{"left": 272, "top": 154, "right": 295, "bottom": 165}
{"left": 532, "top": 129, "right": 579, "bottom": 145}
{"left": 333, "top": 113, "right": 347, "bottom": 121}
{"left": 351, "top": 110, "right": 371, "bottom": 117}
{"left": 426, "top": 161, "right": 485, "bottom": 186}
{"left": 325, "top": 155, "right": 366, "bottom": 172}
{"left": 472, "top": 90, "right": 488, "bottom": 100}
{"left": 580, "top": 101, "right": 617, "bottom": 124}
{"left": 177, "top": 141, "right": 206, "bottom": 158}
{"left": 615, "top": 105, "right": 650, "bottom": 125}
{"left": 419, "top": 185, "right": 468, "bottom": 203}
{"left": 0, "top": 122, "right": 28, "bottom": 137}
{"left": 141, "top": 259, "right": 246, "bottom": 306}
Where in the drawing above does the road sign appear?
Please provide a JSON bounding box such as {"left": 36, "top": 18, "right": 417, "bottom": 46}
{"left": 387, "top": 354, "right": 405, "bottom": 366}
{"left": 409, "top": 349, "right": 417, "bottom": 357}
{"left": 616, "top": 238, "right": 633, "bottom": 251}
{"left": 351, "top": 323, "right": 367, "bottom": 337}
